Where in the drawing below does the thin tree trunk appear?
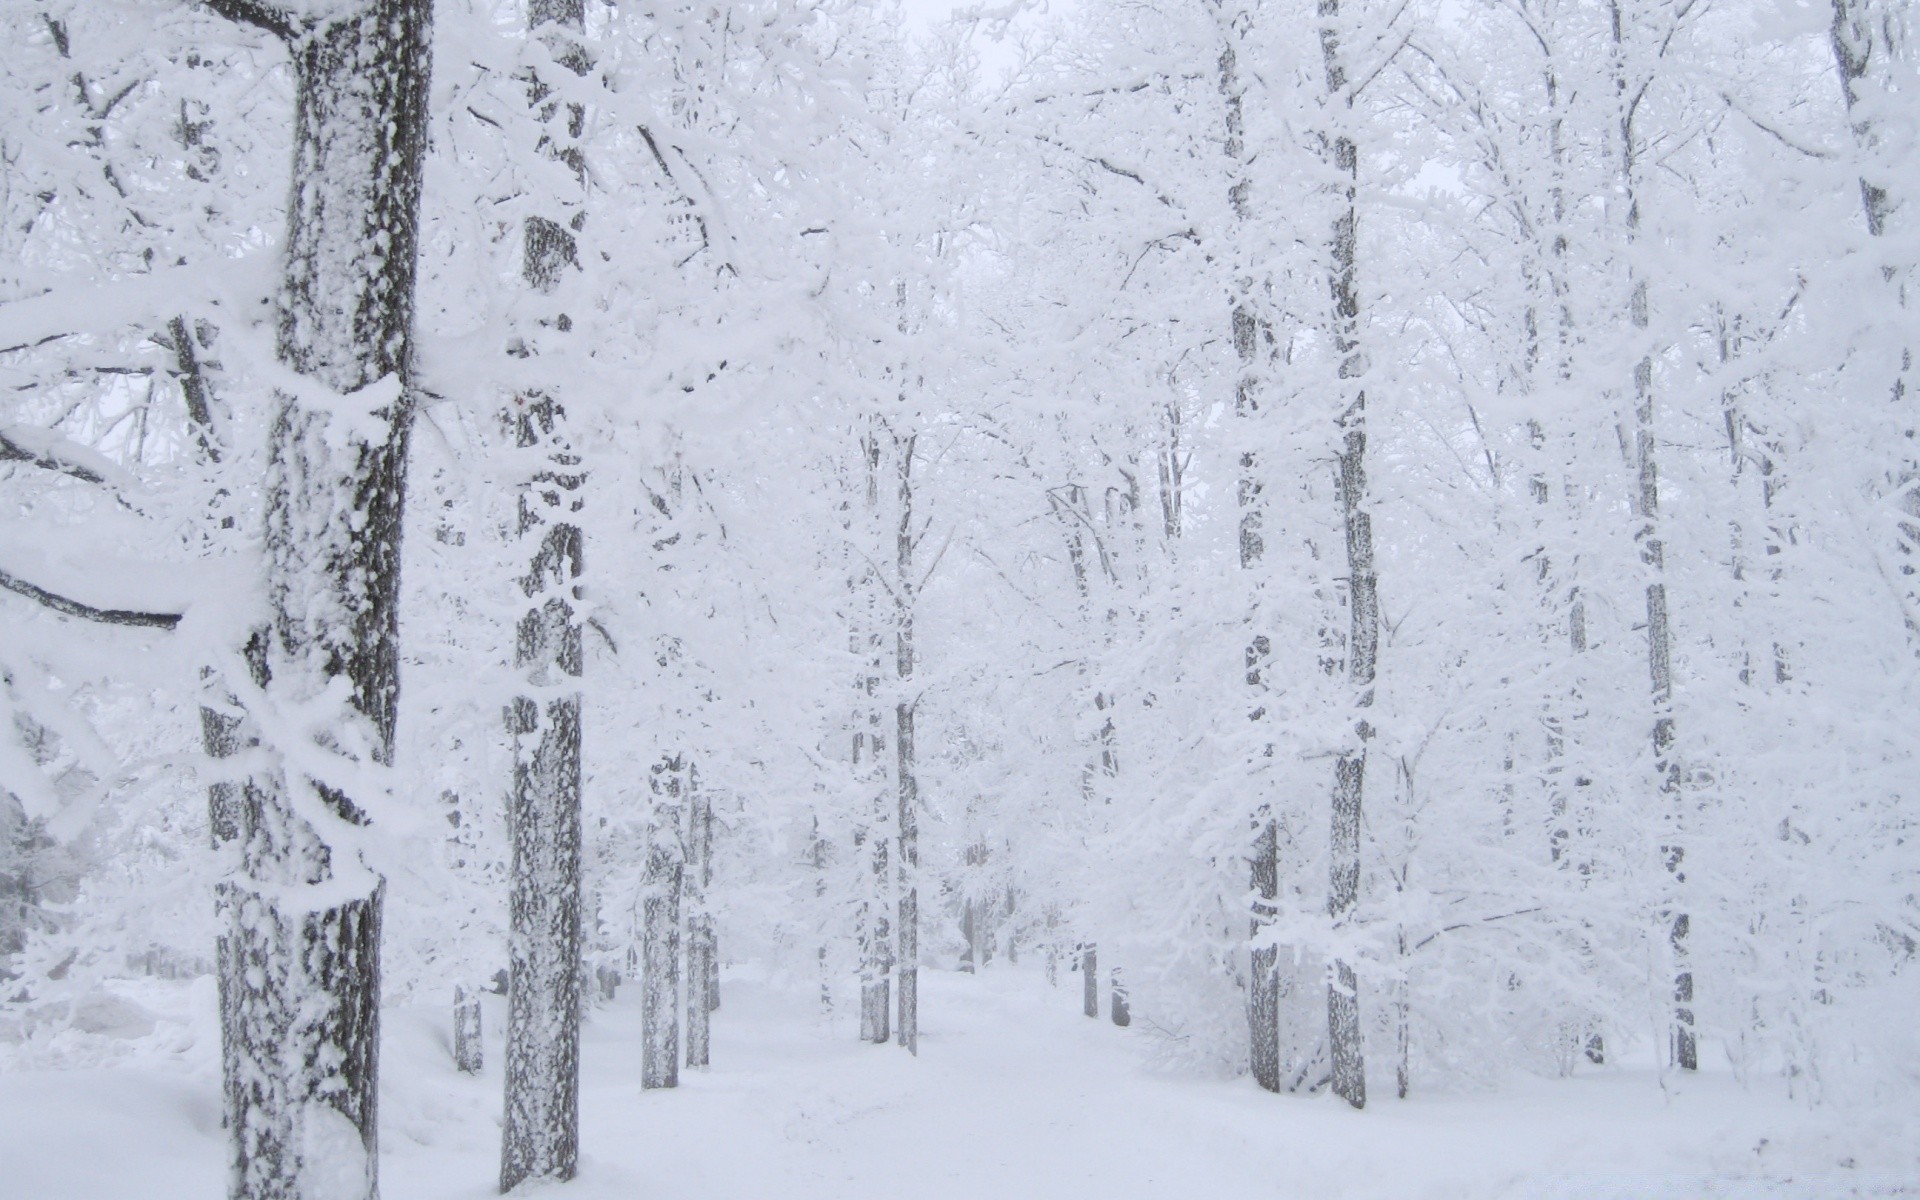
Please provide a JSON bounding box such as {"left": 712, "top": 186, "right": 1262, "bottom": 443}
{"left": 1209, "top": 10, "right": 1285, "bottom": 1095}
{"left": 854, "top": 424, "right": 891, "bottom": 1045}
{"left": 643, "top": 755, "right": 685, "bottom": 1089}
{"left": 1249, "top": 818, "right": 1280, "bottom": 1091}
{"left": 1323, "top": 0, "right": 1372, "bottom": 1112}
{"left": 1082, "top": 945, "right": 1099, "bottom": 1018}
{"left": 455, "top": 985, "right": 484, "bottom": 1075}
{"left": 895, "top": 432, "right": 920, "bottom": 1056}
{"left": 685, "top": 771, "right": 713, "bottom": 1069}
{"left": 1611, "top": 0, "right": 1693, "bottom": 1073}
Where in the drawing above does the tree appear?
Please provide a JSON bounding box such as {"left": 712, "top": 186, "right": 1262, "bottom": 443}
{"left": 155, "top": 5, "right": 431, "bottom": 1200}
{"left": 498, "top": 0, "right": 590, "bottom": 1188}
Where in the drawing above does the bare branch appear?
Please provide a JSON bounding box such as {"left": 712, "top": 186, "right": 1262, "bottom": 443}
{"left": 0, "top": 566, "right": 181, "bottom": 629}
{"left": 200, "top": 0, "right": 297, "bottom": 42}
{"left": 0, "top": 428, "right": 107, "bottom": 486}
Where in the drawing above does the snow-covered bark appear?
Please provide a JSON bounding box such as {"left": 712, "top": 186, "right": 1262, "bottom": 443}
{"left": 894, "top": 430, "right": 921, "bottom": 1056}
{"left": 195, "top": 3, "right": 431, "bottom": 1197}
{"left": 499, "top": 0, "right": 590, "bottom": 1186}
{"left": 1209, "top": 1, "right": 1283, "bottom": 1097}
{"left": 685, "top": 773, "right": 714, "bottom": 1069}
{"left": 643, "top": 753, "right": 685, "bottom": 1089}
{"left": 499, "top": 391, "right": 585, "bottom": 1185}
{"left": 1609, "top": 0, "right": 1694, "bottom": 1073}
{"left": 1321, "top": 0, "right": 1373, "bottom": 1113}
{"left": 1829, "top": 0, "right": 1918, "bottom": 643}
{"left": 852, "top": 423, "right": 892, "bottom": 1046}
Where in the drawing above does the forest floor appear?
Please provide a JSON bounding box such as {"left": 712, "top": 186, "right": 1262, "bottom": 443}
{"left": 2, "top": 965, "right": 1916, "bottom": 1199}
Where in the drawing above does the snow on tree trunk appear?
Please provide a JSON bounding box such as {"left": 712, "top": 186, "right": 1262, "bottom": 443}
{"left": 643, "top": 754, "right": 685, "bottom": 1088}
{"left": 1610, "top": 0, "right": 1694, "bottom": 1073}
{"left": 499, "top": 0, "right": 590, "bottom": 1179}
{"left": 499, "top": 391, "right": 585, "bottom": 1187}
{"left": 1110, "top": 967, "right": 1131, "bottom": 1028}
{"left": 1210, "top": 11, "right": 1285, "bottom": 1097}
{"left": 854, "top": 422, "right": 891, "bottom": 1046}
{"left": 455, "top": 985, "right": 484, "bottom": 1075}
{"left": 1323, "top": 0, "right": 1371, "bottom": 1112}
{"left": 685, "top": 770, "right": 713, "bottom": 1069}
{"left": 1249, "top": 818, "right": 1280, "bottom": 1091}
{"left": 1829, "top": 0, "right": 1918, "bottom": 643}
{"left": 1082, "top": 944, "right": 1098, "bottom": 1018}
{"left": 895, "top": 430, "right": 920, "bottom": 1056}
{"left": 199, "top": 3, "right": 431, "bottom": 1197}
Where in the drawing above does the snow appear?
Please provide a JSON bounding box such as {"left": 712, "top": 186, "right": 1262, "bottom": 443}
{"left": 4, "top": 966, "right": 1915, "bottom": 1200}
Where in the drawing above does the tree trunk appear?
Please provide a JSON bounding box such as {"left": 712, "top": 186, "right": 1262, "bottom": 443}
{"left": 1611, "top": 0, "right": 1693, "bottom": 1073}
{"left": 895, "top": 432, "right": 920, "bottom": 1056}
{"left": 1110, "top": 967, "right": 1131, "bottom": 1028}
{"left": 199, "top": 4, "right": 432, "bottom": 1197}
{"left": 1323, "top": 0, "right": 1371, "bottom": 1112}
{"left": 499, "top": 395, "right": 585, "bottom": 1186}
{"left": 854, "top": 424, "right": 891, "bottom": 1046}
{"left": 685, "top": 771, "right": 713, "bottom": 1069}
{"left": 1082, "top": 945, "right": 1099, "bottom": 1018}
{"left": 1209, "top": 4, "right": 1286, "bottom": 1097}
{"left": 1249, "top": 818, "right": 1280, "bottom": 1091}
{"left": 1829, "top": 0, "right": 1918, "bottom": 643}
{"left": 499, "top": 2, "right": 590, "bottom": 1182}
{"left": 455, "top": 985, "right": 484, "bottom": 1075}
{"left": 643, "top": 755, "right": 685, "bottom": 1089}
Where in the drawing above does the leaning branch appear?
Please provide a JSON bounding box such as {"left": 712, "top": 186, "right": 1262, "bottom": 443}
{"left": 0, "top": 566, "right": 181, "bottom": 629}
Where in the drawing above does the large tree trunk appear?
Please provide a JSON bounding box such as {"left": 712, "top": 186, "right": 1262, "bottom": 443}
{"left": 200, "top": 4, "right": 432, "bottom": 1197}
{"left": 1322, "top": 0, "right": 1371, "bottom": 1112}
{"left": 499, "top": 2, "right": 590, "bottom": 1186}
{"left": 499, "top": 391, "right": 585, "bottom": 1184}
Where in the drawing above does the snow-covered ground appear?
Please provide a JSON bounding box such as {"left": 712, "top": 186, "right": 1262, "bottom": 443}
{"left": 3, "top": 967, "right": 1915, "bottom": 1199}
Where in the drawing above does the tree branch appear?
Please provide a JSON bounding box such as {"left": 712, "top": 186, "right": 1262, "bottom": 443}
{"left": 0, "top": 566, "right": 181, "bottom": 629}
{"left": 0, "top": 428, "right": 107, "bottom": 486}
{"left": 200, "top": 0, "right": 297, "bottom": 42}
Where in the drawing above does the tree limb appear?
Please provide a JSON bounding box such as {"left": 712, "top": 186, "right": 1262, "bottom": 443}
{"left": 0, "top": 428, "right": 107, "bottom": 486}
{"left": 200, "top": 0, "right": 297, "bottom": 42}
{"left": 0, "top": 566, "right": 181, "bottom": 629}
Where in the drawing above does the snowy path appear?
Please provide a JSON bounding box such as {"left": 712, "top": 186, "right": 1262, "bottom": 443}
{"left": 3, "top": 966, "right": 1915, "bottom": 1199}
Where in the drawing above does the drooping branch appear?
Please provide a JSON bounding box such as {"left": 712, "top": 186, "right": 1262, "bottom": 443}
{"left": 0, "top": 566, "right": 181, "bottom": 629}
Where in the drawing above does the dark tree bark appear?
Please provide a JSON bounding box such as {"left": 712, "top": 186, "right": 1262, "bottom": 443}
{"left": 198, "top": 3, "right": 432, "bottom": 1197}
